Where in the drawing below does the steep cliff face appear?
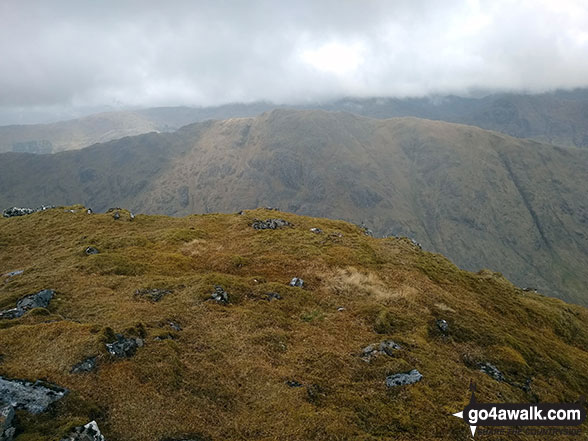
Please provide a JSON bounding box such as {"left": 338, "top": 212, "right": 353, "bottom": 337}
{"left": 0, "top": 208, "right": 586, "bottom": 440}
{"left": 1, "top": 110, "right": 587, "bottom": 304}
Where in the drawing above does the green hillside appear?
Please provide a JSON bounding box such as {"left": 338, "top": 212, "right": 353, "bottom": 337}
{"left": 0, "top": 208, "right": 586, "bottom": 440}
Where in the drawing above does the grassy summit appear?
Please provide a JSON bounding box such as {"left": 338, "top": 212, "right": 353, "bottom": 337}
{"left": 0, "top": 207, "right": 586, "bottom": 440}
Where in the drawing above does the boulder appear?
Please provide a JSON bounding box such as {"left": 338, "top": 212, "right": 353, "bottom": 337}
{"left": 0, "top": 289, "right": 55, "bottom": 320}
{"left": 385, "top": 369, "right": 423, "bottom": 387}
{"left": 289, "top": 278, "right": 304, "bottom": 288}
{"left": 71, "top": 357, "right": 97, "bottom": 374}
{"left": 479, "top": 362, "right": 505, "bottom": 382}
{"left": 210, "top": 286, "right": 229, "bottom": 304}
{"left": 251, "top": 219, "right": 292, "bottom": 230}
{"left": 106, "top": 335, "right": 143, "bottom": 358}
{"left": 0, "top": 405, "right": 15, "bottom": 441}
{"left": 60, "top": 420, "right": 105, "bottom": 441}
{"left": 135, "top": 288, "right": 172, "bottom": 302}
{"left": 85, "top": 247, "right": 99, "bottom": 255}
{"left": 0, "top": 376, "right": 68, "bottom": 414}
{"left": 436, "top": 319, "right": 449, "bottom": 334}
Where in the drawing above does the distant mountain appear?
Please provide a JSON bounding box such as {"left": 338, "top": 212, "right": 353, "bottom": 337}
{"left": 1, "top": 110, "right": 587, "bottom": 305}
{"left": 2, "top": 89, "right": 588, "bottom": 153}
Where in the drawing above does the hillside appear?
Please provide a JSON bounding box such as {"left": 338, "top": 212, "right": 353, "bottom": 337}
{"left": 2, "top": 89, "right": 588, "bottom": 154}
{"left": 0, "top": 110, "right": 587, "bottom": 305}
{"left": 0, "top": 207, "right": 586, "bottom": 440}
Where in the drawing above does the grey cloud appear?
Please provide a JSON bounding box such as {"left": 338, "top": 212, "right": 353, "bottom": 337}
{"left": 0, "top": 0, "right": 587, "bottom": 117}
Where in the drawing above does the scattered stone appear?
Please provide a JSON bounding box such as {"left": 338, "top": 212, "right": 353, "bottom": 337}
{"left": 251, "top": 219, "right": 292, "bottom": 230}
{"left": 2, "top": 270, "right": 23, "bottom": 278}
{"left": 436, "top": 319, "right": 449, "bottom": 334}
{"left": 2, "top": 207, "right": 35, "bottom": 218}
{"left": 0, "top": 289, "right": 55, "bottom": 319}
{"left": 409, "top": 238, "right": 422, "bottom": 249}
{"left": 310, "top": 228, "right": 323, "bottom": 234}
{"left": 238, "top": 210, "right": 245, "bottom": 215}
{"left": 210, "top": 286, "right": 229, "bottom": 304}
{"left": 337, "top": 307, "right": 345, "bottom": 312}
{"left": 85, "top": 247, "right": 99, "bottom": 255}
{"left": 86, "top": 208, "right": 93, "bottom": 214}
{"left": 169, "top": 322, "right": 182, "bottom": 331}
{"left": 0, "top": 405, "right": 15, "bottom": 441}
{"left": 64, "top": 209, "right": 77, "bottom": 213}
{"left": 264, "top": 206, "right": 279, "bottom": 211}
{"left": 106, "top": 208, "right": 122, "bottom": 212}
{"left": 130, "top": 212, "right": 135, "bottom": 221}
{"left": 289, "top": 278, "right": 304, "bottom": 288}
{"left": 135, "top": 288, "right": 172, "bottom": 302}
{"left": 361, "top": 340, "right": 401, "bottom": 362}
{"left": 263, "top": 292, "right": 282, "bottom": 301}
{"left": 112, "top": 212, "right": 120, "bottom": 220}
{"left": 0, "top": 376, "right": 68, "bottom": 414}
{"left": 522, "top": 287, "right": 538, "bottom": 293}
{"left": 385, "top": 369, "right": 423, "bottom": 387}
{"left": 71, "top": 357, "right": 97, "bottom": 374}
{"left": 479, "top": 362, "right": 505, "bottom": 382}
{"left": 106, "top": 334, "right": 143, "bottom": 358}
{"left": 60, "top": 420, "right": 105, "bottom": 441}
{"left": 359, "top": 222, "right": 373, "bottom": 236}
{"left": 285, "top": 380, "right": 303, "bottom": 388}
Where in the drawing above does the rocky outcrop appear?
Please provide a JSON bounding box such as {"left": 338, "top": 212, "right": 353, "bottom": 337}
{"left": 2, "top": 270, "right": 23, "bottom": 278}
{"left": 60, "top": 420, "right": 105, "bottom": 441}
{"left": 251, "top": 219, "right": 292, "bottom": 230}
{"left": 0, "top": 405, "right": 15, "bottom": 441}
{"left": 2, "top": 205, "right": 54, "bottom": 218}
{"left": 71, "top": 357, "right": 97, "bottom": 374}
{"left": 385, "top": 369, "right": 423, "bottom": 387}
{"left": 106, "top": 335, "right": 143, "bottom": 358}
{"left": 361, "top": 340, "right": 401, "bottom": 362}
{"left": 0, "top": 376, "right": 68, "bottom": 414}
{"left": 263, "top": 292, "right": 282, "bottom": 301}
{"left": 479, "top": 362, "right": 505, "bottom": 382}
{"left": 0, "top": 289, "right": 55, "bottom": 319}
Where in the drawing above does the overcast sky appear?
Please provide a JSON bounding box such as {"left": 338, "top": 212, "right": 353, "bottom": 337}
{"left": 1, "top": 0, "right": 588, "bottom": 123}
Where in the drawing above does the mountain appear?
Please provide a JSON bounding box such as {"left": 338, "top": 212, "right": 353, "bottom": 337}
{"left": 0, "top": 208, "right": 586, "bottom": 440}
{"left": 2, "top": 89, "right": 588, "bottom": 154}
{"left": 0, "top": 110, "right": 587, "bottom": 306}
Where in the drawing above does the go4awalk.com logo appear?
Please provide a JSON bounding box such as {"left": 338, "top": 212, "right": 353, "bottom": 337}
{"left": 452, "top": 382, "right": 586, "bottom": 437}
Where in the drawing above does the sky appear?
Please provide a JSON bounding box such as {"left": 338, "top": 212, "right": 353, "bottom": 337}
{"left": 1, "top": 0, "right": 588, "bottom": 123}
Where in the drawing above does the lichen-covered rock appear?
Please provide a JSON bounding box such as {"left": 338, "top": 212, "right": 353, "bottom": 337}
{"left": 0, "top": 289, "right": 55, "bottom": 320}
{"left": 210, "top": 286, "right": 229, "bottom": 304}
{"left": 361, "top": 340, "right": 401, "bottom": 362}
{"left": 289, "top": 278, "right": 304, "bottom": 288}
{"left": 135, "top": 288, "right": 172, "bottom": 302}
{"left": 251, "top": 219, "right": 292, "bottom": 230}
{"left": 106, "top": 335, "right": 143, "bottom": 358}
{"left": 0, "top": 376, "right": 68, "bottom": 414}
{"left": 71, "top": 357, "right": 97, "bottom": 374}
{"left": 385, "top": 369, "right": 423, "bottom": 387}
{"left": 0, "top": 405, "right": 15, "bottom": 441}
{"left": 479, "top": 362, "right": 505, "bottom": 382}
{"left": 60, "top": 420, "right": 105, "bottom": 441}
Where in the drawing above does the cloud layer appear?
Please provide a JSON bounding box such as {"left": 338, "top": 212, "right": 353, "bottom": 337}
{"left": 1, "top": 0, "right": 587, "bottom": 116}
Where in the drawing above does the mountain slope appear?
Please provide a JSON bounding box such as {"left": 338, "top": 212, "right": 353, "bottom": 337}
{"left": 0, "top": 208, "right": 586, "bottom": 440}
{"left": 0, "top": 110, "right": 587, "bottom": 305}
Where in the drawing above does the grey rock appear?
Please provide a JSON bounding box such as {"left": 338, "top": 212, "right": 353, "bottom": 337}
{"left": 410, "top": 238, "right": 422, "bottom": 249}
{"left": 436, "top": 319, "right": 449, "bottom": 334}
{"left": 86, "top": 208, "right": 93, "bottom": 214}
{"left": 289, "top": 277, "right": 304, "bottom": 288}
{"left": 169, "top": 321, "right": 182, "bottom": 331}
{"left": 129, "top": 212, "right": 135, "bottom": 221}
{"left": 0, "top": 376, "right": 68, "bottom": 414}
{"left": 251, "top": 218, "right": 292, "bottom": 230}
{"left": 285, "top": 380, "right": 303, "bottom": 388}
{"left": 310, "top": 228, "right": 323, "bottom": 234}
{"left": 2, "top": 270, "right": 23, "bottom": 278}
{"left": 479, "top": 362, "right": 505, "bottom": 382}
{"left": 2, "top": 207, "right": 35, "bottom": 218}
{"left": 385, "top": 369, "right": 423, "bottom": 387}
{"left": 135, "top": 288, "right": 172, "bottom": 302}
{"left": 106, "top": 335, "right": 143, "bottom": 358}
{"left": 264, "top": 292, "right": 282, "bottom": 301}
{"left": 85, "top": 247, "right": 99, "bottom": 255}
{"left": 361, "top": 340, "right": 401, "bottom": 361}
{"left": 112, "top": 212, "right": 120, "bottom": 220}
{"left": 210, "top": 286, "right": 229, "bottom": 304}
{"left": 60, "top": 420, "right": 105, "bottom": 441}
{"left": 71, "top": 357, "right": 97, "bottom": 374}
{"left": 358, "top": 222, "right": 373, "bottom": 236}
{"left": 0, "top": 405, "right": 15, "bottom": 441}
{"left": 0, "top": 289, "right": 55, "bottom": 320}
